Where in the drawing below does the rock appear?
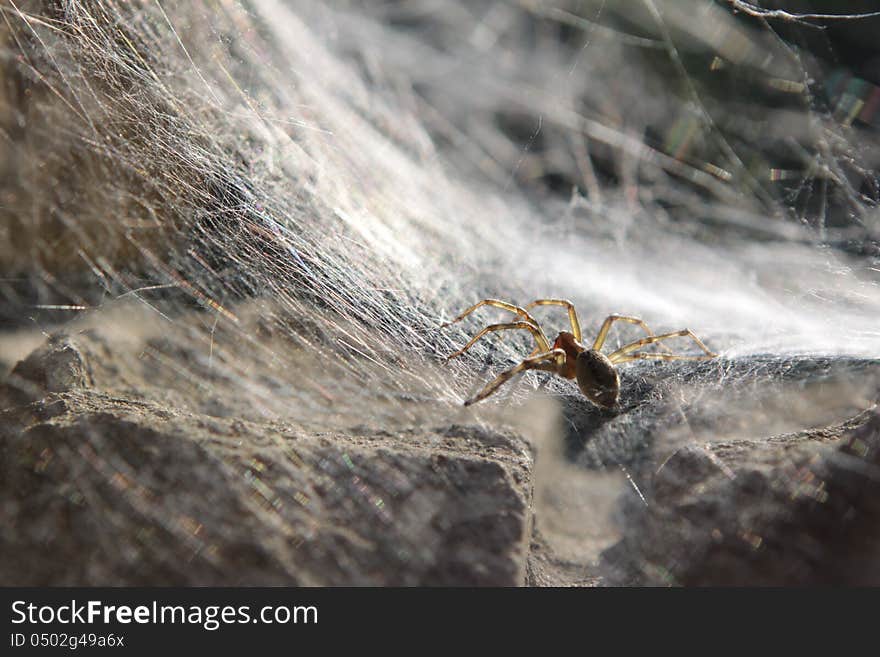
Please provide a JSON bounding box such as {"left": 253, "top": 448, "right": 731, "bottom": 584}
{"left": 1, "top": 335, "right": 92, "bottom": 407}
{"left": 3, "top": 329, "right": 879, "bottom": 587}
{"left": 0, "top": 394, "right": 533, "bottom": 585}
{"left": 560, "top": 355, "right": 880, "bottom": 471}
{"left": 599, "top": 408, "right": 880, "bottom": 585}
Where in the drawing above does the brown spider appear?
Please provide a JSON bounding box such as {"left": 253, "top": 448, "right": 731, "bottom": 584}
{"left": 442, "top": 298, "right": 717, "bottom": 408}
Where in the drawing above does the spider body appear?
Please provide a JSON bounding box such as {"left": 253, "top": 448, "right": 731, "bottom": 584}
{"left": 548, "top": 331, "right": 619, "bottom": 406}
{"left": 575, "top": 348, "right": 620, "bottom": 409}
{"left": 550, "top": 330, "right": 581, "bottom": 378}
{"left": 442, "top": 298, "right": 716, "bottom": 408}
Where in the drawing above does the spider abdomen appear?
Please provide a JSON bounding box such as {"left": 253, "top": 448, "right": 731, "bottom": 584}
{"left": 575, "top": 349, "right": 620, "bottom": 408}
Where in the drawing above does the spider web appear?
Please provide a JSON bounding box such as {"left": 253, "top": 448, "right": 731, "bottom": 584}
{"left": 2, "top": 0, "right": 879, "bottom": 584}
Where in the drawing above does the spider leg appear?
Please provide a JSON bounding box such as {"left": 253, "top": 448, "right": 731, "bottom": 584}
{"left": 441, "top": 298, "right": 539, "bottom": 328}
{"left": 607, "top": 329, "right": 717, "bottom": 364}
{"left": 524, "top": 298, "right": 582, "bottom": 342}
{"left": 445, "top": 321, "right": 552, "bottom": 361}
{"left": 464, "top": 349, "right": 566, "bottom": 406}
{"left": 592, "top": 314, "right": 655, "bottom": 351}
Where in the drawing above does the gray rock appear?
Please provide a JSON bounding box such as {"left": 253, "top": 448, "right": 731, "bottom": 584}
{"left": 1, "top": 335, "right": 92, "bottom": 407}
{"left": 600, "top": 408, "right": 880, "bottom": 585}
{"left": 0, "top": 389, "right": 533, "bottom": 585}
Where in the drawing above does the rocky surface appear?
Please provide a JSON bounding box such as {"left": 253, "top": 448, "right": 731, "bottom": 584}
{"left": 0, "top": 322, "right": 880, "bottom": 586}
{"left": 0, "top": 330, "right": 534, "bottom": 586}
{"left": 600, "top": 409, "right": 880, "bottom": 585}
{"left": 3, "top": 324, "right": 878, "bottom": 586}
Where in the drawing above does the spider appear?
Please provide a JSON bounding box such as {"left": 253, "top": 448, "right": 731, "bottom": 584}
{"left": 441, "top": 298, "right": 717, "bottom": 408}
